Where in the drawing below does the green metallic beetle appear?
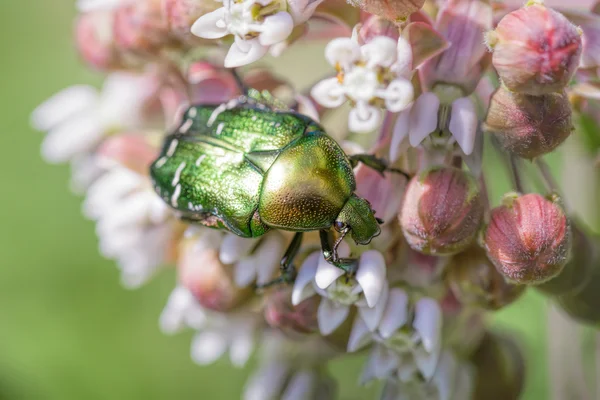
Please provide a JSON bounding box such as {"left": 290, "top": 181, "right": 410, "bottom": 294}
{"left": 150, "top": 95, "right": 400, "bottom": 282}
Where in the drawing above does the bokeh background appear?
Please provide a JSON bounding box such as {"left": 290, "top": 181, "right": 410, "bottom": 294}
{"left": 0, "top": 1, "right": 590, "bottom": 399}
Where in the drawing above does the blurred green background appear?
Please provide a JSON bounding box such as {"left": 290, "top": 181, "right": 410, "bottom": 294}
{"left": 0, "top": 1, "right": 575, "bottom": 399}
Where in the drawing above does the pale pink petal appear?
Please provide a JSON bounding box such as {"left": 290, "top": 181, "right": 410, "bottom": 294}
{"left": 358, "top": 284, "right": 389, "bottom": 331}
{"left": 258, "top": 12, "right": 294, "bottom": 46}
{"left": 315, "top": 256, "right": 344, "bottom": 289}
{"left": 360, "top": 345, "right": 399, "bottom": 385}
{"left": 220, "top": 234, "right": 257, "bottom": 264}
{"left": 389, "top": 106, "right": 411, "bottom": 162}
{"left": 408, "top": 92, "right": 439, "bottom": 147}
{"left": 413, "top": 297, "right": 442, "bottom": 353}
{"left": 449, "top": 97, "right": 478, "bottom": 155}
{"left": 41, "top": 112, "right": 105, "bottom": 163}
{"left": 347, "top": 316, "right": 372, "bottom": 352}
{"left": 190, "top": 8, "right": 228, "bottom": 39}
{"left": 282, "top": 371, "right": 315, "bottom": 400}
{"left": 292, "top": 252, "right": 319, "bottom": 305}
{"left": 191, "top": 331, "right": 228, "bottom": 365}
{"left": 432, "top": 351, "right": 459, "bottom": 400}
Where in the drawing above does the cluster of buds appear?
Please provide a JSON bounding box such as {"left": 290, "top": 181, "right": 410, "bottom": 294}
{"left": 32, "top": 0, "right": 600, "bottom": 399}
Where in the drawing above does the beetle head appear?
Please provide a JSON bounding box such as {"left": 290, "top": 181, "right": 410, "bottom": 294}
{"left": 335, "top": 195, "right": 381, "bottom": 245}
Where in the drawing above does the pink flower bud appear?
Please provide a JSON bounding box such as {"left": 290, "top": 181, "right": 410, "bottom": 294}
{"left": 96, "top": 134, "right": 159, "bottom": 175}
{"left": 351, "top": 0, "right": 426, "bottom": 23}
{"left": 484, "top": 193, "right": 571, "bottom": 285}
{"left": 487, "top": 4, "right": 582, "bottom": 95}
{"left": 161, "top": 0, "right": 220, "bottom": 45}
{"left": 400, "top": 166, "right": 484, "bottom": 255}
{"left": 484, "top": 86, "right": 573, "bottom": 159}
{"left": 358, "top": 15, "right": 399, "bottom": 44}
{"left": 264, "top": 288, "right": 320, "bottom": 336}
{"left": 113, "top": 0, "right": 173, "bottom": 55}
{"left": 75, "top": 11, "right": 123, "bottom": 71}
{"left": 179, "top": 245, "right": 253, "bottom": 312}
{"left": 446, "top": 246, "right": 526, "bottom": 310}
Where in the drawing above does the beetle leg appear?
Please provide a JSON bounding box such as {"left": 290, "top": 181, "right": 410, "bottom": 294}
{"left": 319, "top": 230, "right": 359, "bottom": 276}
{"left": 254, "top": 232, "right": 303, "bottom": 290}
{"left": 230, "top": 68, "right": 250, "bottom": 96}
{"left": 349, "top": 154, "right": 410, "bottom": 180}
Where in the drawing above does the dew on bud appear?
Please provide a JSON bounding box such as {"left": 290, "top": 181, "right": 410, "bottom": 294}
{"left": 484, "top": 86, "right": 573, "bottom": 159}
{"left": 446, "top": 246, "right": 526, "bottom": 310}
{"left": 487, "top": 3, "right": 582, "bottom": 95}
{"left": 400, "top": 166, "right": 484, "bottom": 256}
{"left": 179, "top": 246, "right": 253, "bottom": 312}
{"left": 484, "top": 193, "right": 571, "bottom": 285}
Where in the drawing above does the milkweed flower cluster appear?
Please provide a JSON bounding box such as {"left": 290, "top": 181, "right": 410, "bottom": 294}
{"left": 32, "top": 0, "right": 600, "bottom": 398}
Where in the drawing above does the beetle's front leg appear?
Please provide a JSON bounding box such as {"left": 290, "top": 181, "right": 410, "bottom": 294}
{"left": 319, "top": 230, "right": 359, "bottom": 276}
{"left": 349, "top": 154, "right": 410, "bottom": 180}
{"left": 255, "top": 232, "right": 303, "bottom": 290}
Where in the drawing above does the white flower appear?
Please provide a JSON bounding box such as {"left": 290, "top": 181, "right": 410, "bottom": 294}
{"left": 389, "top": 93, "right": 479, "bottom": 161}
{"left": 160, "top": 285, "right": 261, "bottom": 367}
{"left": 380, "top": 351, "right": 474, "bottom": 400}
{"left": 311, "top": 35, "right": 414, "bottom": 133}
{"left": 77, "top": 0, "right": 124, "bottom": 12}
{"left": 292, "top": 248, "right": 388, "bottom": 335}
{"left": 348, "top": 288, "right": 443, "bottom": 381}
{"left": 31, "top": 73, "right": 161, "bottom": 164}
{"left": 191, "top": 0, "right": 322, "bottom": 68}
{"left": 83, "top": 165, "right": 176, "bottom": 288}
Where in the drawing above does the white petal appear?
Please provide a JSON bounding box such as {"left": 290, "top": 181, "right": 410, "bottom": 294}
{"left": 361, "top": 36, "right": 398, "bottom": 68}
{"left": 244, "top": 362, "right": 289, "bottom": 400}
{"left": 317, "top": 299, "right": 349, "bottom": 335}
{"left": 360, "top": 345, "right": 399, "bottom": 385}
{"left": 315, "top": 256, "right": 344, "bottom": 289}
{"left": 413, "top": 297, "right": 442, "bottom": 353}
{"left": 378, "top": 288, "right": 409, "bottom": 339}
{"left": 414, "top": 346, "right": 440, "bottom": 380}
{"left": 83, "top": 168, "right": 141, "bottom": 219}
{"left": 234, "top": 258, "right": 258, "bottom": 288}
{"left": 287, "top": 0, "right": 324, "bottom": 24}
{"left": 449, "top": 97, "right": 478, "bottom": 155}
{"left": 463, "top": 122, "right": 483, "bottom": 178}
{"left": 382, "top": 79, "right": 414, "bottom": 112}
{"left": 389, "top": 106, "right": 411, "bottom": 162}
{"left": 348, "top": 104, "right": 382, "bottom": 133}
{"left": 295, "top": 94, "right": 320, "bottom": 122}
{"left": 291, "top": 252, "right": 319, "bottom": 305}
{"left": 190, "top": 331, "right": 228, "bottom": 365}
{"left": 41, "top": 112, "right": 105, "bottom": 163}
{"left": 282, "top": 371, "right": 315, "bottom": 400}
{"left": 258, "top": 12, "right": 294, "bottom": 46}
{"left": 220, "top": 234, "right": 257, "bottom": 264}
{"left": 356, "top": 250, "right": 387, "bottom": 307}
{"left": 347, "top": 315, "right": 373, "bottom": 352}
{"left": 324, "top": 37, "right": 360, "bottom": 67}
{"left": 229, "top": 331, "right": 255, "bottom": 367}
{"left": 254, "top": 234, "right": 285, "bottom": 286}
{"left": 159, "top": 286, "right": 195, "bottom": 334}
{"left": 432, "top": 351, "right": 458, "bottom": 400}
{"left": 224, "top": 38, "right": 269, "bottom": 68}
{"left": 190, "top": 8, "right": 228, "bottom": 39}
{"left": 31, "top": 85, "right": 98, "bottom": 131}
{"left": 77, "top": 0, "right": 121, "bottom": 12}
{"left": 357, "top": 284, "right": 389, "bottom": 331}
{"left": 408, "top": 93, "right": 440, "bottom": 147}
{"left": 394, "top": 37, "right": 413, "bottom": 77}
{"left": 310, "top": 78, "right": 346, "bottom": 108}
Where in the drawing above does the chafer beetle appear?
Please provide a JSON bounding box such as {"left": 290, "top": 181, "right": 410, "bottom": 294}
{"left": 150, "top": 93, "right": 404, "bottom": 284}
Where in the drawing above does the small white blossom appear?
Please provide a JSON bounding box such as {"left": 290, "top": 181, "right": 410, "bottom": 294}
{"left": 76, "top": 0, "right": 124, "bottom": 12}
{"left": 311, "top": 34, "right": 414, "bottom": 133}
{"left": 390, "top": 93, "right": 478, "bottom": 161}
{"left": 348, "top": 288, "right": 443, "bottom": 381}
{"left": 83, "top": 165, "right": 176, "bottom": 288}
{"left": 292, "top": 248, "right": 388, "bottom": 335}
{"left": 191, "top": 0, "right": 323, "bottom": 68}
{"left": 31, "top": 73, "right": 162, "bottom": 164}
{"left": 160, "top": 285, "right": 261, "bottom": 367}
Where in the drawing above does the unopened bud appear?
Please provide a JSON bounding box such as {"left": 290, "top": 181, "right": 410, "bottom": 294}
{"left": 487, "top": 3, "right": 582, "bottom": 95}
{"left": 264, "top": 288, "right": 320, "bottom": 336}
{"left": 179, "top": 245, "right": 253, "bottom": 312}
{"left": 471, "top": 332, "right": 525, "bottom": 400}
{"left": 484, "top": 193, "right": 571, "bottom": 285}
{"left": 484, "top": 86, "right": 573, "bottom": 159}
{"left": 400, "top": 166, "right": 484, "bottom": 255}
{"left": 446, "top": 246, "right": 526, "bottom": 310}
